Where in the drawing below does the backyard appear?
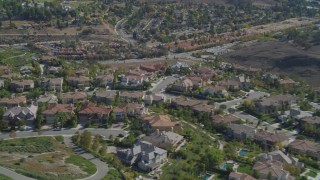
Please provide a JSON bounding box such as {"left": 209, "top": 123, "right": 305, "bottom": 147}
{"left": 0, "top": 136, "right": 97, "bottom": 180}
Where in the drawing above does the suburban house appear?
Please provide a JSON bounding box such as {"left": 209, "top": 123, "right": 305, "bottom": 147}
{"left": 300, "top": 116, "right": 320, "bottom": 126}
{"left": 170, "top": 78, "right": 193, "bottom": 92}
{"left": 78, "top": 102, "right": 112, "bottom": 124}
{"left": 67, "top": 76, "right": 90, "bottom": 88}
{"left": 141, "top": 129, "right": 185, "bottom": 149}
{"left": 188, "top": 76, "right": 209, "bottom": 89}
{"left": 191, "top": 103, "right": 215, "bottom": 114}
{"left": 143, "top": 114, "right": 180, "bottom": 132}
{"left": 144, "top": 94, "right": 166, "bottom": 105}
{"left": 0, "top": 96, "right": 27, "bottom": 108}
{"left": 10, "top": 80, "right": 35, "bottom": 92}
{"left": 94, "top": 74, "right": 114, "bottom": 87}
{"left": 60, "top": 92, "right": 87, "bottom": 104}
{"left": 253, "top": 160, "right": 295, "bottom": 180}
{"left": 48, "top": 66, "right": 62, "bottom": 75}
{"left": 194, "top": 67, "right": 215, "bottom": 77}
{"left": 254, "top": 131, "right": 289, "bottom": 149}
{"left": 229, "top": 172, "right": 256, "bottom": 180}
{"left": 288, "top": 140, "right": 320, "bottom": 160}
{"left": 113, "top": 103, "right": 146, "bottom": 120}
{"left": 0, "top": 79, "right": 4, "bottom": 88}
{"left": 279, "top": 78, "right": 298, "bottom": 86}
{"left": 36, "top": 94, "right": 58, "bottom": 105}
{"left": 2, "top": 104, "right": 38, "bottom": 126}
{"left": 20, "top": 66, "right": 34, "bottom": 75}
{"left": 171, "top": 61, "right": 190, "bottom": 73}
{"left": 120, "top": 75, "right": 148, "bottom": 86}
{"left": 43, "top": 78, "right": 63, "bottom": 92}
{"left": 255, "top": 94, "right": 296, "bottom": 114}
{"left": 119, "top": 91, "right": 144, "bottom": 102}
{"left": 278, "top": 108, "right": 313, "bottom": 123}
{"left": 117, "top": 141, "right": 168, "bottom": 172}
{"left": 257, "top": 147, "right": 304, "bottom": 168}
{"left": 93, "top": 90, "right": 117, "bottom": 104}
{"left": 201, "top": 85, "right": 228, "bottom": 96}
{"left": 212, "top": 114, "right": 241, "bottom": 124}
{"left": 140, "top": 63, "right": 164, "bottom": 73}
{"left": 227, "top": 124, "right": 256, "bottom": 140}
{"left": 42, "top": 104, "right": 75, "bottom": 124}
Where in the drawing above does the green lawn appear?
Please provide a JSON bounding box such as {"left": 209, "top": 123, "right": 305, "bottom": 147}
{"left": 0, "top": 174, "right": 13, "bottom": 180}
{"left": 306, "top": 170, "right": 318, "bottom": 178}
{"left": 65, "top": 154, "right": 97, "bottom": 175}
{"left": 0, "top": 136, "right": 55, "bottom": 153}
{"left": 54, "top": 136, "right": 64, "bottom": 143}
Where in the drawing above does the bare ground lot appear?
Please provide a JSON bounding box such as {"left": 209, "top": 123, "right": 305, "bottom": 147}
{"left": 223, "top": 41, "right": 320, "bottom": 87}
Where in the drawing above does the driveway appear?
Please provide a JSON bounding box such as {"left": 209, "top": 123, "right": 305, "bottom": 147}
{"left": 64, "top": 137, "right": 109, "bottom": 180}
{"left": 150, "top": 76, "right": 178, "bottom": 93}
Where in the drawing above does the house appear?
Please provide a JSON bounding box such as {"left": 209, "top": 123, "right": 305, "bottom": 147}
{"left": 279, "top": 78, "right": 298, "bottom": 86}
{"left": 117, "top": 141, "right": 167, "bottom": 172}
{"left": 219, "top": 79, "right": 241, "bottom": 91}
{"left": 212, "top": 114, "right": 241, "bottom": 124}
{"left": 113, "top": 106, "right": 127, "bottom": 121}
{"left": 143, "top": 114, "right": 180, "bottom": 132}
{"left": 253, "top": 160, "right": 295, "bottom": 180}
{"left": 78, "top": 102, "right": 112, "bottom": 124}
{"left": 10, "top": 80, "right": 35, "bottom": 92}
{"left": 140, "top": 63, "right": 164, "bottom": 73}
{"left": 278, "top": 108, "right": 313, "bottom": 123}
{"left": 125, "top": 103, "right": 146, "bottom": 116}
{"left": 0, "top": 96, "right": 27, "bottom": 108}
{"left": 255, "top": 94, "right": 296, "bottom": 114}
{"left": 229, "top": 172, "right": 256, "bottom": 180}
{"left": 93, "top": 90, "right": 117, "bottom": 104}
{"left": 227, "top": 124, "right": 256, "bottom": 140}
{"left": 0, "top": 79, "right": 4, "bottom": 88}
{"left": 61, "top": 92, "right": 87, "bottom": 104}
{"left": 201, "top": 85, "right": 228, "bottom": 96}
{"left": 0, "top": 66, "right": 10, "bottom": 74}
{"left": 172, "top": 98, "right": 203, "bottom": 108}
{"left": 194, "top": 67, "right": 215, "bottom": 77}
{"left": 68, "top": 76, "right": 90, "bottom": 88}
{"left": 191, "top": 103, "right": 215, "bottom": 114}
{"left": 170, "top": 78, "right": 193, "bottom": 92}
{"left": 3, "top": 104, "right": 38, "bottom": 126}
{"left": 171, "top": 61, "right": 190, "bottom": 73}
{"left": 20, "top": 66, "right": 34, "bottom": 75}
{"left": 257, "top": 147, "right": 304, "bottom": 168}
{"left": 48, "top": 66, "right": 62, "bottom": 74}
{"left": 42, "top": 104, "right": 74, "bottom": 124}
{"left": 254, "top": 131, "right": 289, "bottom": 148}
{"left": 120, "top": 75, "right": 147, "bottom": 86}
{"left": 119, "top": 91, "right": 144, "bottom": 101}
{"left": 230, "top": 75, "right": 252, "bottom": 90}
{"left": 288, "top": 140, "right": 320, "bottom": 160}
{"left": 94, "top": 74, "right": 114, "bottom": 87}
{"left": 300, "top": 116, "right": 320, "bottom": 126}
{"left": 141, "top": 129, "right": 185, "bottom": 149}
{"left": 36, "top": 94, "right": 58, "bottom": 105}
{"left": 144, "top": 94, "right": 166, "bottom": 105}
{"left": 43, "top": 78, "right": 63, "bottom": 92}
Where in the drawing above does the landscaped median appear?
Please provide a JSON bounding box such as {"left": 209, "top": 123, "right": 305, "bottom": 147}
{"left": 0, "top": 136, "right": 97, "bottom": 180}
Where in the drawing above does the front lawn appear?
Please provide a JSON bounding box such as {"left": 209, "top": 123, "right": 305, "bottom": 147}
{"left": 306, "top": 170, "right": 318, "bottom": 178}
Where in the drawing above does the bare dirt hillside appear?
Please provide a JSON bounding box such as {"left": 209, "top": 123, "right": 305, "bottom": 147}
{"left": 223, "top": 41, "right": 320, "bottom": 86}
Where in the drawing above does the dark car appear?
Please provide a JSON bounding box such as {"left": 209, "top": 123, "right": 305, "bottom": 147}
{"left": 117, "top": 133, "right": 125, "bottom": 138}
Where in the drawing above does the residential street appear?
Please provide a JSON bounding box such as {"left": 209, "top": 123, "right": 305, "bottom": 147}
{"left": 150, "top": 76, "right": 178, "bottom": 93}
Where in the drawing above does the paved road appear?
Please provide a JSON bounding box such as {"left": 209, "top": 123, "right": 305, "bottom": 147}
{"left": 64, "top": 137, "right": 109, "bottom": 180}
{"left": 150, "top": 76, "right": 178, "bottom": 93}
{"left": 0, "top": 128, "right": 126, "bottom": 140}
{"left": 0, "top": 166, "right": 35, "bottom": 180}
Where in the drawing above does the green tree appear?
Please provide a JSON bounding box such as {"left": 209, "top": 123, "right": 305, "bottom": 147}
{"left": 80, "top": 130, "right": 92, "bottom": 149}
{"left": 99, "top": 144, "right": 107, "bottom": 156}
{"left": 92, "top": 134, "right": 102, "bottom": 152}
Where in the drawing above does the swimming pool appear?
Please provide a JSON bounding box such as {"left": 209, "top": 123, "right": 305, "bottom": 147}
{"left": 220, "top": 163, "right": 228, "bottom": 170}
{"left": 205, "top": 173, "right": 212, "bottom": 180}
{"left": 239, "top": 149, "right": 248, "bottom": 156}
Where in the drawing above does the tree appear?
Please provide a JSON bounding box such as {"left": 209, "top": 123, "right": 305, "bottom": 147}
{"left": 92, "top": 134, "right": 102, "bottom": 152}
{"left": 80, "top": 130, "right": 92, "bottom": 149}
{"left": 253, "top": 170, "right": 260, "bottom": 179}
{"left": 99, "top": 144, "right": 107, "bottom": 156}
{"left": 267, "top": 172, "right": 272, "bottom": 180}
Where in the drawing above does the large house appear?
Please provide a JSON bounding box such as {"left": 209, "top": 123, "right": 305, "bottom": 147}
{"left": 10, "top": 80, "right": 34, "bottom": 92}
{"left": 229, "top": 172, "right": 256, "bottom": 180}
{"left": 93, "top": 90, "right": 117, "bottom": 104}
{"left": 255, "top": 94, "right": 296, "bottom": 114}
{"left": 67, "top": 76, "right": 90, "bottom": 88}
{"left": 36, "top": 94, "right": 58, "bottom": 105}
{"left": 288, "top": 140, "right": 320, "bottom": 160}
{"left": 143, "top": 114, "right": 180, "bottom": 132}
{"left": 201, "top": 85, "right": 228, "bottom": 96}
{"left": 78, "top": 102, "right": 112, "bottom": 124}
{"left": 117, "top": 141, "right": 167, "bottom": 172}
{"left": 0, "top": 96, "right": 27, "bottom": 108}
{"left": 3, "top": 104, "right": 38, "bottom": 126}
{"left": 170, "top": 78, "right": 193, "bottom": 92}
{"left": 227, "top": 124, "right": 256, "bottom": 140}
{"left": 212, "top": 114, "right": 241, "bottom": 124}
{"left": 253, "top": 160, "right": 295, "bottom": 180}
{"left": 300, "top": 116, "right": 320, "bottom": 126}
{"left": 141, "top": 129, "right": 185, "bottom": 149}
{"left": 61, "top": 92, "right": 87, "bottom": 104}
{"left": 254, "top": 131, "right": 289, "bottom": 149}
{"left": 94, "top": 74, "right": 114, "bottom": 87}
{"left": 119, "top": 91, "right": 144, "bottom": 101}
{"left": 43, "top": 78, "right": 63, "bottom": 92}
{"left": 113, "top": 103, "right": 146, "bottom": 121}
{"left": 257, "top": 147, "right": 304, "bottom": 168}
{"left": 42, "top": 104, "right": 75, "bottom": 124}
